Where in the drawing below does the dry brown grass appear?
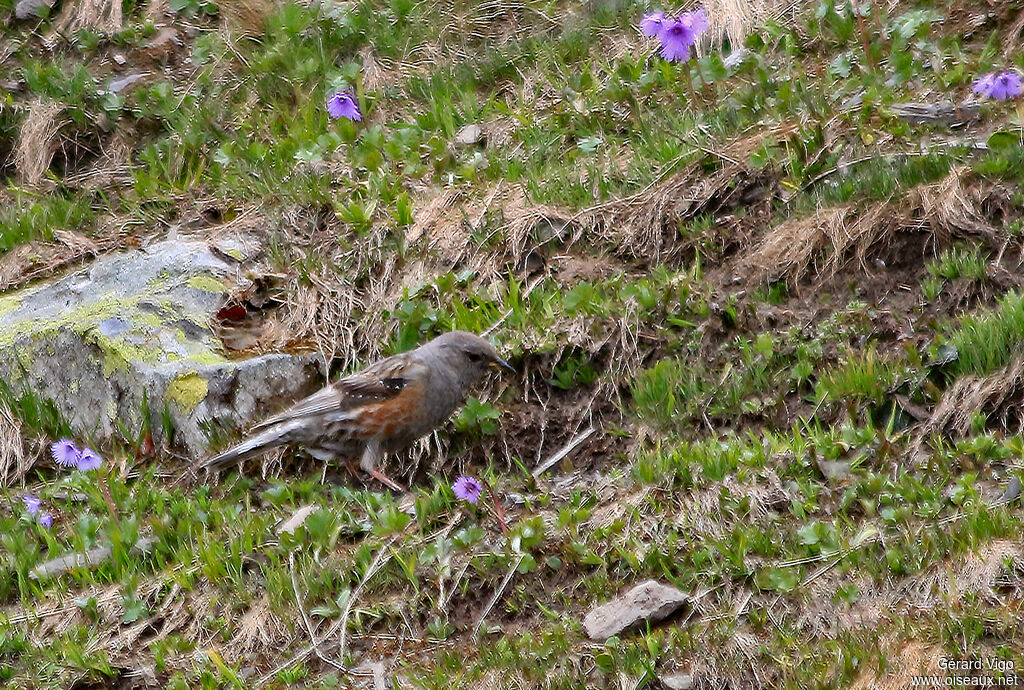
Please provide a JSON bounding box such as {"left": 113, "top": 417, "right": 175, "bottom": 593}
{"left": 917, "top": 359, "right": 1024, "bottom": 441}
{"left": 579, "top": 128, "right": 782, "bottom": 262}
{"left": 0, "top": 224, "right": 129, "bottom": 292}
{"left": 51, "top": 0, "right": 123, "bottom": 36}
{"left": 850, "top": 641, "right": 945, "bottom": 690}
{"left": 701, "top": 0, "right": 802, "bottom": 52}
{"left": 220, "top": 0, "right": 279, "bottom": 36}
{"left": 740, "top": 167, "right": 999, "bottom": 285}
{"left": 0, "top": 401, "right": 28, "bottom": 487}
{"left": 14, "top": 99, "right": 65, "bottom": 188}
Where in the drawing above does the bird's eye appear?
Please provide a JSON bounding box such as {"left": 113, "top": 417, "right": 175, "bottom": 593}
{"left": 466, "top": 351, "right": 484, "bottom": 362}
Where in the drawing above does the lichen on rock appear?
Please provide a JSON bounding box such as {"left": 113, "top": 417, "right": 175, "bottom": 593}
{"left": 0, "top": 239, "right": 321, "bottom": 457}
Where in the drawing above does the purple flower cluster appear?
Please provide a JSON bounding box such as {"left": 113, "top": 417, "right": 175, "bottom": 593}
{"left": 327, "top": 91, "right": 362, "bottom": 121}
{"left": 452, "top": 476, "right": 483, "bottom": 504}
{"left": 973, "top": 71, "right": 1023, "bottom": 101}
{"left": 640, "top": 8, "right": 708, "bottom": 62}
{"left": 22, "top": 494, "right": 52, "bottom": 529}
{"left": 50, "top": 439, "right": 103, "bottom": 472}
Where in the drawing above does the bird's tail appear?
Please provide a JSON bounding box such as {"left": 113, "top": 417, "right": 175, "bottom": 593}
{"left": 202, "top": 420, "right": 302, "bottom": 470}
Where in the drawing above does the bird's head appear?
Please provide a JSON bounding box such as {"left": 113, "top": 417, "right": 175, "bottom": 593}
{"left": 431, "top": 331, "right": 515, "bottom": 381}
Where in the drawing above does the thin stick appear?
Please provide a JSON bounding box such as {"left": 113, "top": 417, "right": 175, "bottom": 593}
{"left": 852, "top": 0, "right": 875, "bottom": 71}
{"left": 532, "top": 427, "right": 596, "bottom": 478}
{"left": 474, "top": 553, "right": 524, "bottom": 635}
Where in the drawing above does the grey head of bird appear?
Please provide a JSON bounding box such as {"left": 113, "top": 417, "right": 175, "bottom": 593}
{"left": 424, "top": 330, "right": 515, "bottom": 384}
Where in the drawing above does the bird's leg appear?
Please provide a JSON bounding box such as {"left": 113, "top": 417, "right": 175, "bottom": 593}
{"left": 368, "top": 468, "right": 406, "bottom": 493}
{"left": 360, "top": 442, "right": 406, "bottom": 493}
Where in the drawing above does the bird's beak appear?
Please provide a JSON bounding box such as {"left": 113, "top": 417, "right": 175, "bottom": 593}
{"left": 492, "top": 357, "right": 516, "bottom": 373}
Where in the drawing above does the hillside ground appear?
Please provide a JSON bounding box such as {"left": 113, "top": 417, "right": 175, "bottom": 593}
{"left": 2, "top": 0, "right": 1024, "bottom": 687}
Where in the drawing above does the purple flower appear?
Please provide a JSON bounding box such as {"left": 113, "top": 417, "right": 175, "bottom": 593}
{"left": 452, "top": 476, "right": 484, "bottom": 504}
{"left": 682, "top": 7, "right": 708, "bottom": 35}
{"left": 51, "top": 439, "right": 80, "bottom": 468}
{"left": 37, "top": 512, "right": 53, "bottom": 529}
{"left": 973, "top": 71, "right": 1023, "bottom": 101}
{"left": 22, "top": 495, "right": 41, "bottom": 516}
{"left": 659, "top": 18, "right": 697, "bottom": 62}
{"left": 327, "top": 92, "right": 362, "bottom": 121}
{"left": 77, "top": 448, "right": 102, "bottom": 472}
{"left": 640, "top": 11, "right": 666, "bottom": 37}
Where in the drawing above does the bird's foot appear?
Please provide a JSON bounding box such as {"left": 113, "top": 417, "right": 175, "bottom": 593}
{"left": 367, "top": 468, "right": 406, "bottom": 493}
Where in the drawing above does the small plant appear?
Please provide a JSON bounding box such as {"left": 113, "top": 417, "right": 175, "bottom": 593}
{"left": 920, "top": 273, "right": 944, "bottom": 301}
{"left": 926, "top": 246, "right": 987, "bottom": 282}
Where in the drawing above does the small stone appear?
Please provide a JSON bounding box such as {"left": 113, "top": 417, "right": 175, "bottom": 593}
{"left": 660, "top": 673, "right": 694, "bottom": 690}
{"left": 454, "top": 124, "right": 484, "bottom": 147}
{"left": 998, "top": 476, "right": 1022, "bottom": 505}
{"left": 112, "top": 53, "right": 127, "bottom": 65}
{"left": 14, "top": 0, "right": 56, "bottom": 19}
{"left": 583, "top": 580, "right": 689, "bottom": 641}
{"left": 107, "top": 73, "right": 149, "bottom": 94}
{"left": 30, "top": 537, "right": 155, "bottom": 580}
{"left": 276, "top": 505, "right": 316, "bottom": 535}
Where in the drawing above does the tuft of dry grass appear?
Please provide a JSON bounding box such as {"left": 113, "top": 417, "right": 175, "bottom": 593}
{"left": 51, "top": 0, "right": 124, "bottom": 37}
{"left": 740, "top": 167, "right": 998, "bottom": 285}
{"left": 0, "top": 401, "right": 28, "bottom": 487}
{"left": 0, "top": 225, "right": 126, "bottom": 292}
{"left": 14, "top": 100, "right": 65, "bottom": 188}
{"left": 220, "top": 0, "right": 279, "bottom": 36}
{"left": 918, "top": 359, "right": 1024, "bottom": 440}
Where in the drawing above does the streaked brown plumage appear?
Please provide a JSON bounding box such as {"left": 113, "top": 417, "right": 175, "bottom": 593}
{"left": 203, "top": 331, "right": 514, "bottom": 489}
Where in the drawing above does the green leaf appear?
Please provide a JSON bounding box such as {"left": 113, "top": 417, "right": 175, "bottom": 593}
{"left": 987, "top": 131, "right": 1021, "bottom": 151}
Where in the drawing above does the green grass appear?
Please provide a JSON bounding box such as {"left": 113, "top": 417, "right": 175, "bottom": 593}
{"left": 945, "top": 290, "right": 1024, "bottom": 377}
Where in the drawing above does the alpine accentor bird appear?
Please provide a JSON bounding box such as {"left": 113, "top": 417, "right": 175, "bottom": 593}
{"left": 203, "top": 331, "right": 514, "bottom": 490}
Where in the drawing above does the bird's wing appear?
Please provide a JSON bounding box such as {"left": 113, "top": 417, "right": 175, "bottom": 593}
{"left": 250, "top": 354, "right": 426, "bottom": 430}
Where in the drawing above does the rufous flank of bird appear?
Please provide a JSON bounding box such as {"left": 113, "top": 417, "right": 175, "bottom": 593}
{"left": 202, "top": 331, "right": 514, "bottom": 490}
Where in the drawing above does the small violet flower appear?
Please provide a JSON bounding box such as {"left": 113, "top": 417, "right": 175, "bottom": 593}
{"left": 973, "top": 71, "right": 1023, "bottom": 101}
{"left": 452, "top": 476, "right": 484, "bottom": 504}
{"left": 50, "top": 439, "right": 80, "bottom": 468}
{"left": 659, "top": 18, "right": 697, "bottom": 61}
{"left": 641, "top": 8, "right": 709, "bottom": 63}
{"left": 327, "top": 91, "right": 362, "bottom": 121}
{"left": 37, "top": 512, "right": 53, "bottom": 529}
{"left": 640, "top": 11, "right": 666, "bottom": 37}
{"left": 22, "top": 494, "right": 41, "bottom": 516}
{"left": 77, "top": 448, "right": 102, "bottom": 472}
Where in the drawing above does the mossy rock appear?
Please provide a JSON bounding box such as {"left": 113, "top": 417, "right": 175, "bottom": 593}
{"left": 0, "top": 240, "right": 321, "bottom": 457}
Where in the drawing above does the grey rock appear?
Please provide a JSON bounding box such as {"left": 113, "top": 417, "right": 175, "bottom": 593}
{"left": 583, "top": 580, "right": 689, "bottom": 640}
{"left": 14, "top": 0, "right": 55, "bottom": 19}
{"left": 0, "top": 240, "right": 321, "bottom": 458}
{"left": 276, "top": 505, "right": 317, "bottom": 535}
{"left": 454, "top": 124, "right": 484, "bottom": 147}
{"left": 997, "top": 475, "right": 1022, "bottom": 505}
{"left": 889, "top": 101, "right": 980, "bottom": 125}
{"left": 660, "top": 673, "right": 694, "bottom": 690}
{"left": 30, "top": 537, "right": 155, "bottom": 580}
{"left": 107, "top": 73, "right": 150, "bottom": 94}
